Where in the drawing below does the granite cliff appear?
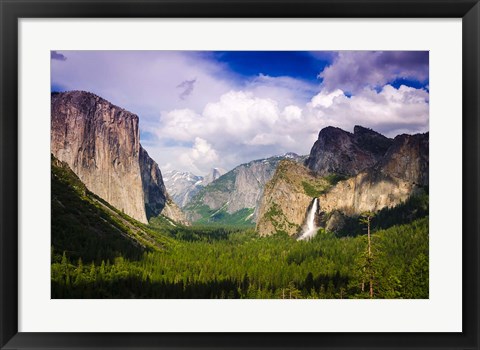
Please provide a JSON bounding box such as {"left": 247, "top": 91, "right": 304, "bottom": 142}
{"left": 184, "top": 153, "right": 306, "bottom": 226}
{"left": 377, "top": 133, "right": 429, "bottom": 186}
{"left": 257, "top": 126, "right": 428, "bottom": 236}
{"left": 256, "top": 160, "right": 330, "bottom": 236}
{"left": 305, "top": 125, "right": 393, "bottom": 176}
{"left": 139, "top": 146, "right": 189, "bottom": 225}
{"left": 51, "top": 91, "right": 187, "bottom": 225}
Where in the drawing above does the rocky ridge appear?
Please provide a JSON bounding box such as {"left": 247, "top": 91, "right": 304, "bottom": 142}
{"left": 163, "top": 168, "right": 224, "bottom": 208}
{"left": 184, "top": 153, "right": 307, "bottom": 225}
{"left": 317, "top": 132, "right": 429, "bottom": 228}
{"left": 257, "top": 126, "right": 428, "bottom": 236}
{"left": 305, "top": 125, "right": 393, "bottom": 176}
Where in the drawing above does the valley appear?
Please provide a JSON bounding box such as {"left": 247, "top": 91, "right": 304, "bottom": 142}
{"left": 51, "top": 155, "right": 428, "bottom": 299}
{"left": 50, "top": 90, "right": 429, "bottom": 299}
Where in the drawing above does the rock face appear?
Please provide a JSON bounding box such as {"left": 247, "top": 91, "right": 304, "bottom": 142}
{"left": 256, "top": 160, "right": 329, "bottom": 236}
{"left": 228, "top": 160, "right": 279, "bottom": 214}
{"left": 139, "top": 146, "right": 188, "bottom": 225}
{"left": 51, "top": 91, "right": 187, "bottom": 225}
{"left": 184, "top": 153, "right": 306, "bottom": 224}
{"left": 161, "top": 199, "right": 191, "bottom": 226}
{"left": 319, "top": 171, "right": 415, "bottom": 217}
{"left": 257, "top": 126, "right": 428, "bottom": 236}
{"left": 305, "top": 125, "right": 393, "bottom": 177}
{"left": 139, "top": 145, "right": 167, "bottom": 220}
{"left": 317, "top": 132, "right": 428, "bottom": 231}
{"left": 377, "top": 133, "right": 429, "bottom": 186}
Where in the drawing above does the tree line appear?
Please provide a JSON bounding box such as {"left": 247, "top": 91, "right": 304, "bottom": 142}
{"left": 52, "top": 218, "right": 428, "bottom": 299}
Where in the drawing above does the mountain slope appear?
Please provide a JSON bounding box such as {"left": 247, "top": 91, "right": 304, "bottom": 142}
{"left": 184, "top": 153, "right": 306, "bottom": 226}
{"left": 51, "top": 91, "right": 187, "bottom": 225}
{"left": 319, "top": 132, "right": 429, "bottom": 216}
{"left": 163, "top": 168, "right": 224, "bottom": 208}
{"left": 51, "top": 155, "right": 175, "bottom": 263}
{"left": 256, "top": 159, "right": 331, "bottom": 236}
{"left": 163, "top": 170, "right": 203, "bottom": 207}
{"left": 377, "top": 132, "right": 429, "bottom": 186}
{"left": 257, "top": 126, "right": 428, "bottom": 236}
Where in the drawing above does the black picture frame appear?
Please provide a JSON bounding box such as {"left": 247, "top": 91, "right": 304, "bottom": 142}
{"left": 1, "top": 0, "right": 479, "bottom": 349}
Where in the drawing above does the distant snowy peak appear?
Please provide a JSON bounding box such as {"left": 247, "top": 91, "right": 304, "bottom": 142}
{"left": 283, "top": 152, "right": 300, "bottom": 159}
{"left": 163, "top": 170, "right": 204, "bottom": 208}
{"left": 164, "top": 170, "right": 203, "bottom": 184}
{"left": 163, "top": 168, "right": 225, "bottom": 208}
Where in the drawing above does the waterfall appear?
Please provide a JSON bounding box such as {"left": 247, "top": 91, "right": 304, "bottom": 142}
{"left": 298, "top": 198, "right": 319, "bottom": 241}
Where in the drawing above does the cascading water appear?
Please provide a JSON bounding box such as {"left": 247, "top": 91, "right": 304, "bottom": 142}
{"left": 298, "top": 198, "right": 319, "bottom": 241}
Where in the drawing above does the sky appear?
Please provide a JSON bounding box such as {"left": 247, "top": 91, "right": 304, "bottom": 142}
{"left": 51, "top": 51, "right": 429, "bottom": 175}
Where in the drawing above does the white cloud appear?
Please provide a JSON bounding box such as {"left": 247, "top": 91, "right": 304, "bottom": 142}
{"left": 305, "top": 85, "right": 429, "bottom": 137}
{"left": 282, "top": 105, "right": 302, "bottom": 122}
{"left": 159, "top": 108, "right": 203, "bottom": 142}
{"left": 153, "top": 84, "right": 428, "bottom": 174}
{"left": 179, "top": 137, "right": 219, "bottom": 174}
{"left": 144, "top": 138, "right": 220, "bottom": 176}
{"left": 310, "top": 89, "right": 344, "bottom": 108}
{"left": 202, "top": 91, "right": 280, "bottom": 139}
{"left": 157, "top": 91, "right": 281, "bottom": 147}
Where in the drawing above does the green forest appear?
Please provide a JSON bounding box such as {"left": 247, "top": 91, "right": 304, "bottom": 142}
{"left": 51, "top": 157, "right": 429, "bottom": 299}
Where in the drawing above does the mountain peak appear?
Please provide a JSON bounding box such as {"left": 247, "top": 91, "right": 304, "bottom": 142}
{"left": 318, "top": 126, "right": 351, "bottom": 138}
{"left": 354, "top": 125, "right": 378, "bottom": 135}
{"left": 51, "top": 90, "right": 135, "bottom": 122}
{"left": 283, "top": 152, "right": 300, "bottom": 159}
{"left": 306, "top": 125, "right": 392, "bottom": 176}
{"left": 202, "top": 167, "right": 224, "bottom": 186}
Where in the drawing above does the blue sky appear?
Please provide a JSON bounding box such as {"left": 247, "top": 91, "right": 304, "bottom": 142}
{"left": 211, "top": 51, "right": 332, "bottom": 82}
{"left": 51, "top": 51, "right": 429, "bottom": 174}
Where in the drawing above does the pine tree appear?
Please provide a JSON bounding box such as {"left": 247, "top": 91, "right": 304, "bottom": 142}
{"left": 360, "top": 211, "right": 375, "bottom": 298}
{"left": 304, "top": 272, "right": 314, "bottom": 294}
{"left": 61, "top": 251, "right": 68, "bottom": 277}
{"left": 89, "top": 262, "right": 96, "bottom": 282}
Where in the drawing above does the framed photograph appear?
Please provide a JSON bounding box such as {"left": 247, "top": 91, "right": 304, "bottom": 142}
{"left": 1, "top": 0, "right": 478, "bottom": 349}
